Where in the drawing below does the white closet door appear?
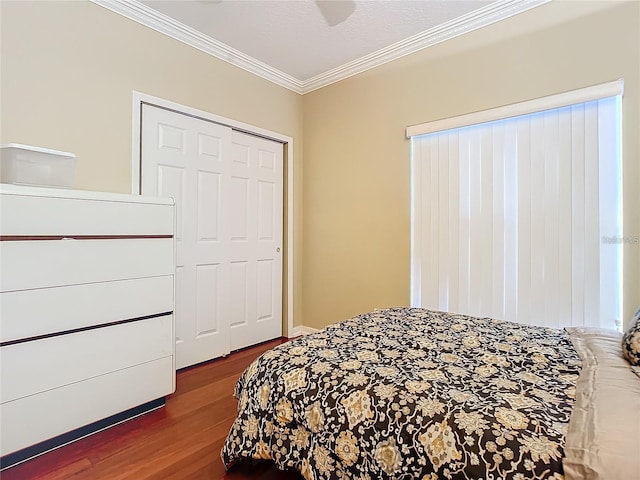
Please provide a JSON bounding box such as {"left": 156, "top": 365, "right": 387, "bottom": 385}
{"left": 141, "top": 105, "right": 283, "bottom": 368}
{"left": 228, "top": 131, "right": 283, "bottom": 351}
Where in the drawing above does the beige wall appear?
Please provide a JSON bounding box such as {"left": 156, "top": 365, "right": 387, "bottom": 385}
{"left": 302, "top": 0, "right": 640, "bottom": 329}
{"left": 0, "top": 0, "right": 304, "bottom": 330}
{"left": 3, "top": 1, "right": 638, "bottom": 332}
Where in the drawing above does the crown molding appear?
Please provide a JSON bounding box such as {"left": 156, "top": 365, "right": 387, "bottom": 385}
{"left": 90, "top": 0, "right": 305, "bottom": 93}
{"left": 301, "top": 0, "right": 550, "bottom": 94}
{"left": 90, "top": 0, "right": 550, "bottom": 96}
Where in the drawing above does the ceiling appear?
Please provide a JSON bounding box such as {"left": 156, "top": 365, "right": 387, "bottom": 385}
{"left": 92, "top": 0, "right": 548, "bottom": 93}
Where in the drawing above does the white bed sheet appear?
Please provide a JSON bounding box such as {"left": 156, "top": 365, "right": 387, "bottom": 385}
{"left": 564, "top": 327, "right": 640, "bottom": 480}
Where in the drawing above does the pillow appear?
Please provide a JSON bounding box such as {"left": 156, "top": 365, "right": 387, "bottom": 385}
{"left": 621, "top": 307, "right": 640, "bottom": 366}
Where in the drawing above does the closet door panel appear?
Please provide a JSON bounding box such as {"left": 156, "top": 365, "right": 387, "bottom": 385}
{"left": 142, "top": 104, "right": 232, "bottom": 368}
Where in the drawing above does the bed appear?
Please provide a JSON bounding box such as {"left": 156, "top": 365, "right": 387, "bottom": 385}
{"left": 222, "top": 307, "right": 640, "bottom": 479}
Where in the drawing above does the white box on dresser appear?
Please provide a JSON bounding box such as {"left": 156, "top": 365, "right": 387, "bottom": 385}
{"left": 0, "top": 184, "right": 175, "bottom": 468}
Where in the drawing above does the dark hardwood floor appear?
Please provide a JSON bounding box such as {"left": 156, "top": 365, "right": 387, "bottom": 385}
{"left": 2, "top": 338, "right": 303, "bottom": 480}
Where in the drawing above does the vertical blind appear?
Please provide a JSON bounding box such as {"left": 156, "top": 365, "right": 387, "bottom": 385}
{"left": 409, "top": 87, "right": 622, "bottom": 330}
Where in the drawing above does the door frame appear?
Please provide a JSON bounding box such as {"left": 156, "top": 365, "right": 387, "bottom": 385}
{"left": 130, "top": 91, "right": 295, "bottom": 339}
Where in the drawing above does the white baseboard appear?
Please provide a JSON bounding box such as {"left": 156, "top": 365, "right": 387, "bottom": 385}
{"left": 289, "top": 326, "right": 319, "bottom": 337}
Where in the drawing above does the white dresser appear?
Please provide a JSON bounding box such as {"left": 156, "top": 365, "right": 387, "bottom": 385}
{"left": 0, "top": 185, "right": 175, "bottom": 466}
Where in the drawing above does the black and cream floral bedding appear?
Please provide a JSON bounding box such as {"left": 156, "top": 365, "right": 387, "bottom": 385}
{"left": 221, "top": 308, "right": 639, "bottom": 479}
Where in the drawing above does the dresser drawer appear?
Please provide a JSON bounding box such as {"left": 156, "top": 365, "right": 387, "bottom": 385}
{"left": 0, "top": 314, "right": 173, "bottom": 404}
{"left": 1, "top": 276, "right": 173, "bottom": 343}
{"left": 0, "top": 189, "right": 173, "bottom": 236}
{"left": 0, "top": 356, "right": 174, "bottom": 456}
{"left": 0, "top": 238, "right": 174, "bottom": 292}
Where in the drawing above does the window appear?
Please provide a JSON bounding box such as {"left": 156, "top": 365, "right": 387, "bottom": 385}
{"left": 408, "top": 81, "right": 623, "bottom": 330}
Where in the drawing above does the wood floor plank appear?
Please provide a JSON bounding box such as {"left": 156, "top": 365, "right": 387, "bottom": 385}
{"left": 1, "top": 338, "right": 300, "bottom": 480}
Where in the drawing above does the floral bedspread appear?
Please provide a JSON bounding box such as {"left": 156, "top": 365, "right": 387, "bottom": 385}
{"left": 222, "top": 308, "right": 581, "bottom": 480}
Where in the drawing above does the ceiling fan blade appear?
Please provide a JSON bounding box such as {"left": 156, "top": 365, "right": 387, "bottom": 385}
{"left": 315, "top": 0, "right": 356, "bottom": 27}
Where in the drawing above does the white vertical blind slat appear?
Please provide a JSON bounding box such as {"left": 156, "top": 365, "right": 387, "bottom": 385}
{"left": 557, "top": 107, "right": 573, "bottom": 328}
{"left": 492, "top": 122, "right": 506, "bottom": 320}
{"left": 448, "top": 132, "right": 460, "bottom": 312}
{"left": 598, "top": 97, "right": 622, "bottom": 330}
{"left": 411, "top": 93, "right": 621, "bottom": 330}
{"left": 410, "top": 138, "right": 422, "bottom": 307}
{"left": 419, "top": 137, "right": 432, "bottom": 308}
{"left": 516, "top": 117, "right": 532, "bottom": 325}
{"left": 530, "top": 113, "right": 546, "bottom": 326}
{"left": 438, "top": 134, "right": 450, "bottom": 311}
{"left": 503, "top": 121, "right": 519, "bottom": 323}
{"left": 481, "top": 126, "right": 494, "bottom": 317}
{"left": 544, "top": 111, "right": 560, "bottom": 329}
{"left": 458, "top": 130, "right": 471, "bottom": 314}
{"left": 469, "top": 127, "right": 483, "bottom": 317}
{"left": 584, "top": 101, "right": 600, "bottom": 327}
{"left": 422, "top": 137, "right": 436, "bottom": 308}
{"left": 428, "top": 136, "right": 441, "bottom": 309}
{"left": 570, "top": 104, "right": 586, "bottom": 327}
